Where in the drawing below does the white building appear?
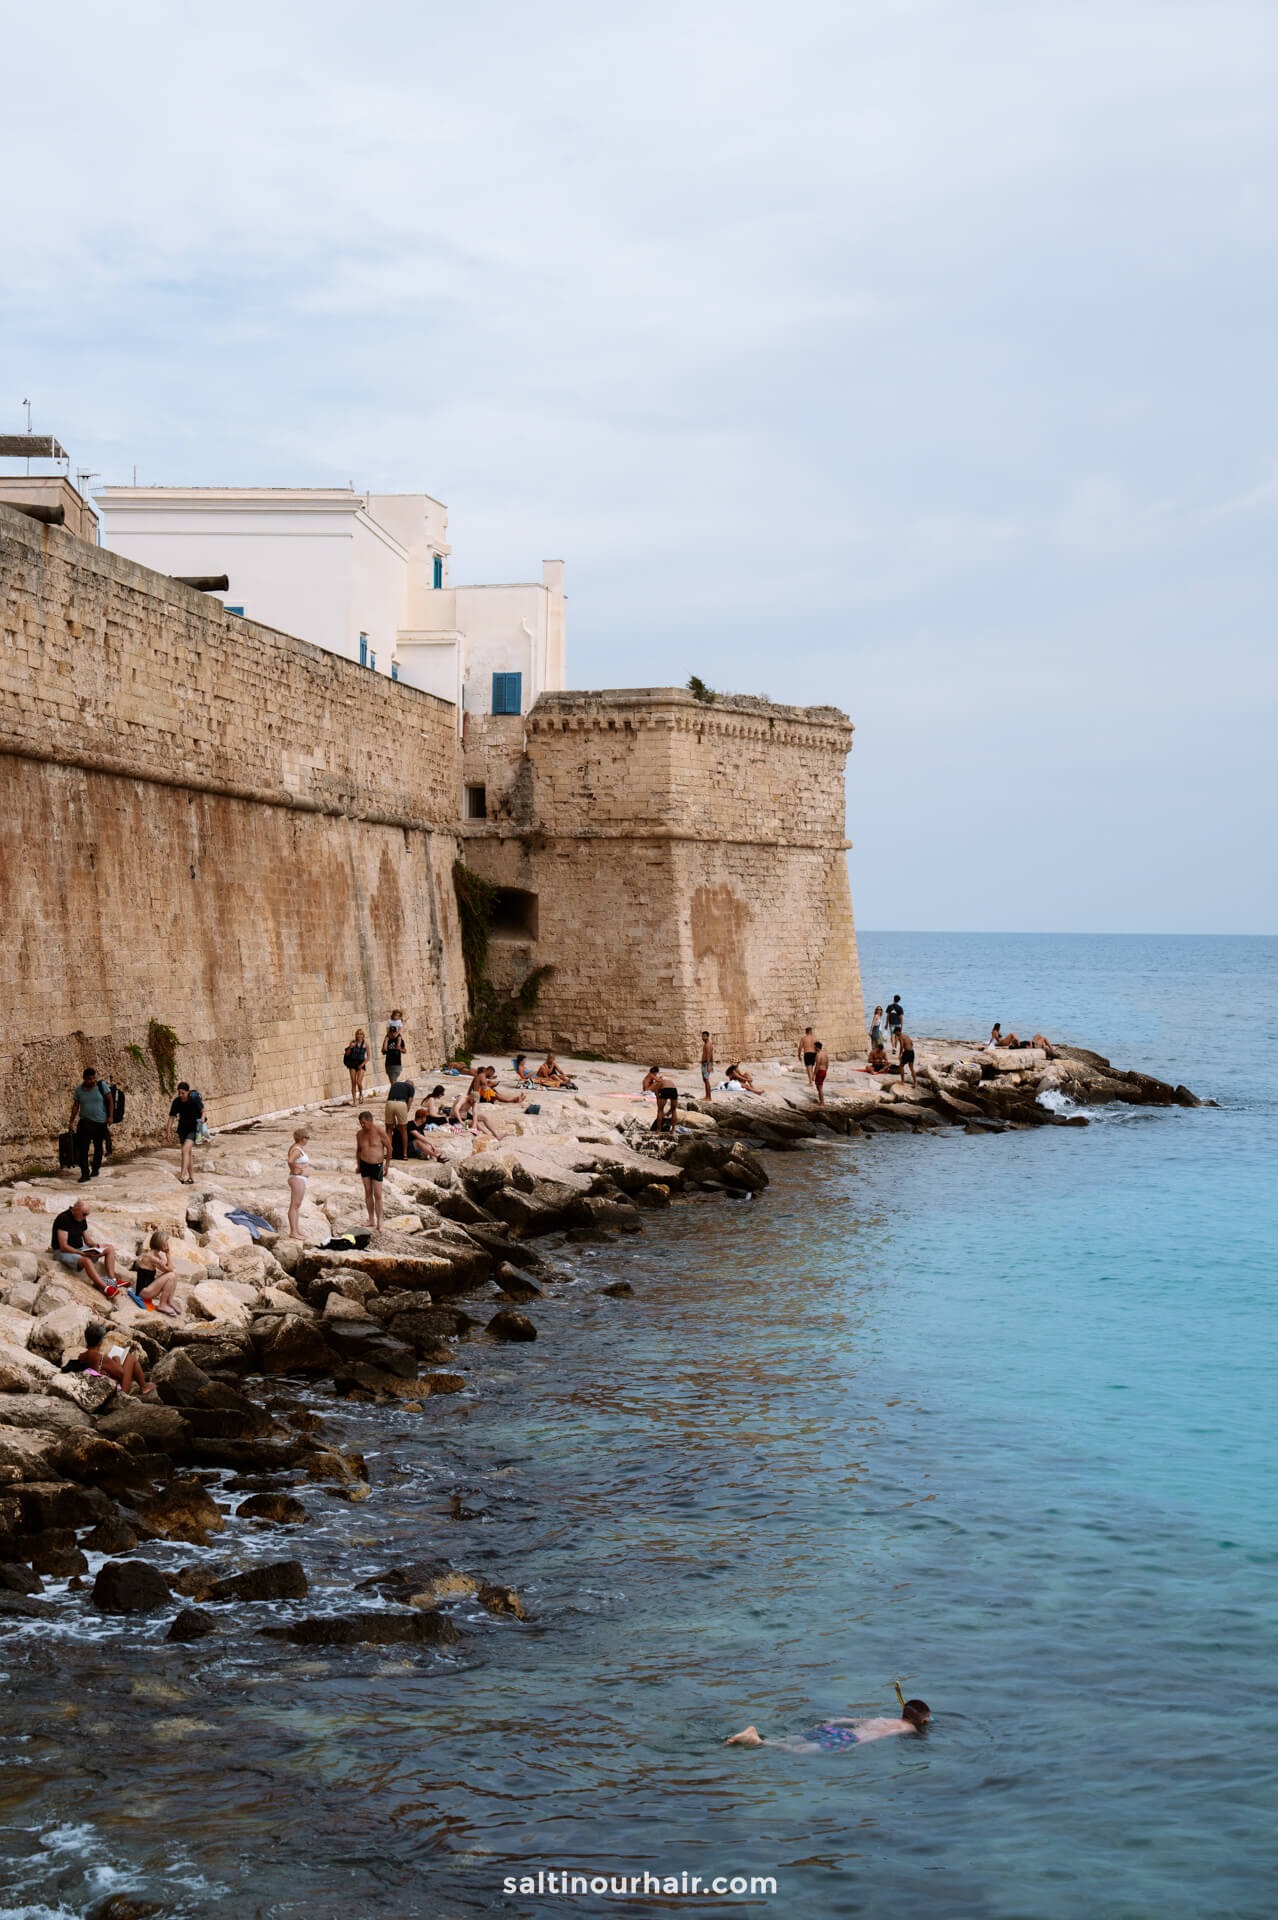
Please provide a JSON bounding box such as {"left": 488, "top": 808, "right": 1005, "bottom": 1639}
{"left": 95, "top": 486, "right": 566, "bottom": 721}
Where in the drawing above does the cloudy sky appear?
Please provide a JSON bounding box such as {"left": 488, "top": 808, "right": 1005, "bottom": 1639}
{"left": 6, "top": 0, "right": 1276, "bottom": 932}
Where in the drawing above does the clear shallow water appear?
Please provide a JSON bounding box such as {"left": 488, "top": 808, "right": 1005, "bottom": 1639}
{"left": 3, "top": 934, "right": 1276, "bottom": 1919}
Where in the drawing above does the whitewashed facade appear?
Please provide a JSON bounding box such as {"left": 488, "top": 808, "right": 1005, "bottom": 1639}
{"left": 96, "top": 486, "right": 565, "bottom": 722}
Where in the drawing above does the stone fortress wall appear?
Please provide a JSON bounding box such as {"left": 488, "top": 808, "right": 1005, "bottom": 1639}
{"left": 462, "top": 688, "right": 865, "bottom": 1064}
{"left": 0, "top": 504, "right": 468, "bottom": 1178}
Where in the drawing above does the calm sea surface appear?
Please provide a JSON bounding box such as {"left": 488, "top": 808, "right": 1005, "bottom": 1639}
{"left": 3, "top": 933, "right": 1276, "bottom": 1919}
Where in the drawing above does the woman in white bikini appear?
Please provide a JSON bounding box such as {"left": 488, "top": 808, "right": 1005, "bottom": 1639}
{"left": 286, "top": 1129, "right": 311, "bottom": 1240}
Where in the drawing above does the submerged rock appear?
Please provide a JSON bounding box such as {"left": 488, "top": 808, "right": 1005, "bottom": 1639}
{"left": 134, "top": 1479, "right": 225, "bottom": 1546}
{"left": 260, "top": 1608, "right": 459, "bottom": 1647}
{"left": 167, "top": 1606, "right": 217, "bottom": 1642}
{"left": 235, "top": 1492, "right": 308, "bottom": 1525}
{"left": 206, "top": 1560, "right": 308, "bottom": 1603}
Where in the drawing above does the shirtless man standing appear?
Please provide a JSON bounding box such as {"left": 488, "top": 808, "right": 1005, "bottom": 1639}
{"left": 642, "top": 1067, "right": 680, "bottom": 1132}
{"left": 813, "top": 1040, "right": 830, "bottom": 1107}
{"left": 700, "top": 1031, "right": 715, "bottom": 1101}
{"left": 898, "top": 1032, "right": 917, "bottom": 1089}
{"left": 355, "top": 1109, "right": 391, "bottom": 1232}
{"left": 797, "top": 1026, "right": 817, "bottom": 1085}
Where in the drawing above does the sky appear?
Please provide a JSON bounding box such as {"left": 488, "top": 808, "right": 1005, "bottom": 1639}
{"left": 4, "top": 0, "right": 1277, "bottom": 933}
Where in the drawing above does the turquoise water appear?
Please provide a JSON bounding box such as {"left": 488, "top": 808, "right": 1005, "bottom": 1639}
{"left": 3, "top": 934, "right": 1276, "bottom": 1917}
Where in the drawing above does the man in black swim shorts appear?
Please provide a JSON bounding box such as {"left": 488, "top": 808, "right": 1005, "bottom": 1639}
{"left": 355, "top": 1110, "right": 391, "bottom": 1231}
{"left": 897, "top": 1032, "right": 917, "bottom": 1088}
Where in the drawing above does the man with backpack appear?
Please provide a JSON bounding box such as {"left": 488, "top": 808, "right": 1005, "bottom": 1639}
{"left": 69, "top": 1067, "right": 110, "bottom": 1183}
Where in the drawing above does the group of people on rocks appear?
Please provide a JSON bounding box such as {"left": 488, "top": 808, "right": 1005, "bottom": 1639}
{"left": 863, "top": 997, "right": 917, "bottom": 1085}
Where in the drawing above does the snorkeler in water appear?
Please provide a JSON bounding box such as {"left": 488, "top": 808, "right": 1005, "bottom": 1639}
{"left": 725, "top": 1693, "right": 930, "bottom": 1751}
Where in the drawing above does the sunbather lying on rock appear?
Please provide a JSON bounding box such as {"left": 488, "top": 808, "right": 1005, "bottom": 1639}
{"left": 535, "top": 1052, "right": 578, "bottom": 1089}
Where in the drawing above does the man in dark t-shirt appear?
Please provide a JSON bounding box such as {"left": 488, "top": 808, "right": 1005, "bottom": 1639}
{"left": 167, "top": 1082, "right": 204, "bottom": 1185}
{"left": 384, "top": 1077, "right": 416, "bottom": 1159}
{"left": 69, "top": 1067, "right": 109, "bottom": 1182}
{"left": 886, "top": 996, "right": 905, "bottom": 1056}
{"left": 51, "top": 1200, "right": 121, "bottom": 1295}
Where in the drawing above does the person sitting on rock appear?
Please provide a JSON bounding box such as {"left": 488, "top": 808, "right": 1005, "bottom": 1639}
{"left": 74, "top": 1323, "right": 158, "bottom": 1398}
{"left": 450, "top": 1088, "right": 502, "bottom": 1139}
{"left": 859, "top": 1044, "right": 891, "bottom": 1073}
{"left": 477, "top": 1066, "right": 525, "bottom": 1106}
{"left": 1032, "top": 1033, "right": 1055, "bottom": 1057}
{"left": 406, "top": 1107, "right": 446, "bottom": 1161}
{"left": 642, "top": 1067, "right": 680, "bottom": 1132}
{"left": 986, "top": 1023, "right": 1003, "bottom": 1049}
{"left": 725, "top": 1699, "right": 931, "bottom": 1751}
{"left": 724, "top": 1064, "right": 762, "bottom": 1094}
{"left": 50, "top": 1200, "right": 122, "bottom": 1297}
{"left": 133, "top": 1231, "right": 180, "bottom": 1315}
{"left": 535, "top": 1052, "right": 577, "bottom": 1090}
{"left": 513, "top": 1054, "right": 537, "bottom": 1087}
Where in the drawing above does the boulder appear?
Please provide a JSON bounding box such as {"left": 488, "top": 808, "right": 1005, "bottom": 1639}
{"left": 260, "top": 1608, "right": 459, "bottom": 1647}
{"left": 95, "top": 1400, "right": 189, "bottom": 1446}
{"left": 2, "top": 1278, "right": 39, "bottom": 1313}
{"left": 262, "top": 1283, "right": 311, "bottom": 1316}
{"left": 368, "top": 1296, "right": 476, "bottom": 1336}
{"left": 457, "top": 1160, "right": 507, "bottom": 1202}
{"left": 494, "top": 1264, "right": 543, "bottom": 1301}
{"left": 81, "top": 1515, "right": 139, "bottom": 1555}
{"left": 92, "top": 1558, "right": 171, "bottom": 1614}
{"left": 598, "top": 1281, "right": 634, "bottom": 1298}
{"left": 0, "top": 1560, "right": 43, "bottom": 1594}
{"left": 252, "top": 1314, "right": 334, "bottom": 1375}
{"left": 0, "top": 1303, "right": 34, "bottom": 1349}
{"left": 633, "top": 1183, "right": 671, "bottom": 1208}
{"left": 206, "top": 1559, "right": 308, "bottom": 1603}
{"left": 486, "top": 1188, "right": 571, "bottom": 1237}
{"left": 322, "top": 1292, "right": 374, "bottom": 1324}
{"left": 14, "top": 1479, "right": 114, "bottom": 1531}
{"left": 384, "top": 1313, "right": 457, "bottom": 1362}
{"left": 486, "top": 1309, "right": 536, "bottom": 1343}
{"left": 323, "top": 1322, "right": 418, "bottom": 1376}
{"left": 29, "top": 1538, "right": 89, "bottom": 1577}
{"left": 294, "top": 1249, "right": 451, "bottom": 1294}
{"left": 0, "top": 1394, "right": 92, "bottom": 1435}
{"left": 236, "top": 1492, "right": 308, "bottom": 1524}
{"left": 134, "top": 1479, "right": 226, "bottom": 1545}
{"left": 574, "top": 1196, "right": 643, "bottom": 1234}
{"left": 304, "top": 1448, "right": 367, "bottom": 1486}
{"left": 51, "top": 1431, "right": 152, "bottom": 1493}
{"left": 189, "top": 1281, "right": 255, "bottom": 1329}
{"left": 167, "top": 1607, "right": 216, "bottom": 1642}
{"left": 149, "top": 1347, "right": 213, "bottom": 1407}
{"left": 0, "top": 1427, "right": 63, "bottom": 1482}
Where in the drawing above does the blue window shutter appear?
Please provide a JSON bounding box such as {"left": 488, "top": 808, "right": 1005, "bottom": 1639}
{"left": 391, "top": 661, "right": 399, "bottom": 681}
{"left": 359, "top": 634, "right": 368, "bottom": 667}
{"left": 433, "top": 554, "right": 443, "bottom": 588}
{"left": 492, "top": 672, "right": 522, "bottom": 715}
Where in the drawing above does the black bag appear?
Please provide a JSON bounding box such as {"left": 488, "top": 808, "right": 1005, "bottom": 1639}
{"left": 343, "top": 1046, "right": 360, "bottom": 1069}
{"left": 57, "top": 1130, "right": 76, "bottom": 1170}
{"left": 112, "top": 1086, "right": 126, "bottom": 1122}
{"left": 320, "top": 1232, "right": 372, "bottom": 1252}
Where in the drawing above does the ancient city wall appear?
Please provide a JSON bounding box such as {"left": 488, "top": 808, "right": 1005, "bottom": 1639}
{"left": 463, "top": 689, "right": 864, "bottom": 1063}
{"left": 0, "top": 504, "right": 468, "bottom": 1176}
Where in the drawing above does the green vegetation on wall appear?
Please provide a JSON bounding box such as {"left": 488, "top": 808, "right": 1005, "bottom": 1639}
{"left": 147, "top": 1020, "right": 181, "bottom": 1096}
{"left": 452, "top": 860, "right": 554, "bottom": 1052}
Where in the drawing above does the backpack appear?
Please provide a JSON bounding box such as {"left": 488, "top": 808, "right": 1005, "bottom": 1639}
{"left": 343, "top": 1045, "right": 361, "bottom": 1069}
{"left": 112, "top": 1086, "right": 126, "bottom": 1123}
{"left": 57, "top": 1129, "right": 76, "bottom": 1170}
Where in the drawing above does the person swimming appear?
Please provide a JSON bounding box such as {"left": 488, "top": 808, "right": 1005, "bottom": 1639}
{"left": 725, "top": 1698, "right": 931, "bottom": 1750}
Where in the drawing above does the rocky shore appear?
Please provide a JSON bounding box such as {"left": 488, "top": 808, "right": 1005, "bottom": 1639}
{"left": 0, "top": 1040, "right": 1200, "bottom": 1659}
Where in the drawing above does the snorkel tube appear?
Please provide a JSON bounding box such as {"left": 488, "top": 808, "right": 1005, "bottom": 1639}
{"left": 894, "top": 1682, "right": 907, "bottom": 1713}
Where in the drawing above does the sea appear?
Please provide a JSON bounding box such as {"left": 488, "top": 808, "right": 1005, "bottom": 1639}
{"left": 2, "top": 932, "right": 1275, "bottom": 1920}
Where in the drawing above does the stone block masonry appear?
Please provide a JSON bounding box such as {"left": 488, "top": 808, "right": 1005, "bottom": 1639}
{"left": 463, "top": 689, "right": 865, "bottom": 1063}
{"left": 0, "top": 505, "right": 467, "bottom": 1177}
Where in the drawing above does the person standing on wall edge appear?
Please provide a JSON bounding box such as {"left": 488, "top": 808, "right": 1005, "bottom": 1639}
{"left": 70, "top": 1067, "right": 110, "bottom": 1183}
